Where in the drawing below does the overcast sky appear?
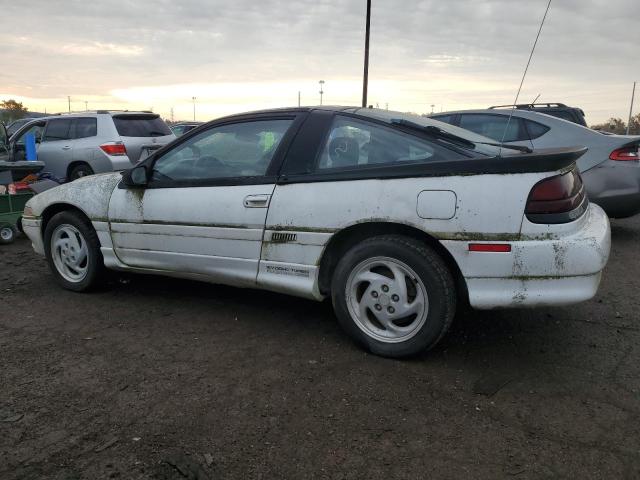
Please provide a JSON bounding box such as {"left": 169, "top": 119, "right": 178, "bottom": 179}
{"left": 1, "top": 0, "right": 637, "bottom": 123}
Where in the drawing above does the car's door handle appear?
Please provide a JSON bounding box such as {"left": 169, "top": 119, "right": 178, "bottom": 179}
{"left": 243, "top": 194, "right": 271, "bottom": 208}
{"left": 62, "top": 145, "right": 71, "bottom": 150}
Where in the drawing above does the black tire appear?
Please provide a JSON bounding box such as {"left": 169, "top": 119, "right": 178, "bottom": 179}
{"left": 44, "top": 211, "right": 105, "bottom": 292}
{"left": 0, "top": 225, "right": 16, "bottom": 244}
{"left": 331, "top": 235, "right": 456, "bottom": 358}
{"left": 69, "top": 164, "right": 94, "bottom": 181}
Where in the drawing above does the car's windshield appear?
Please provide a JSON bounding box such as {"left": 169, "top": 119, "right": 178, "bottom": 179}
{"left": 113, "top": 114, "right": 172, "bottom": 137}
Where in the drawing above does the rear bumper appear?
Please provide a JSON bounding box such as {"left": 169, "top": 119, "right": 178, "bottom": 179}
{"left": 442, "top": 204, "right": 610, "bottom": 309}
{"left": 466, "top": 273, "right": 602, "bottom": 309}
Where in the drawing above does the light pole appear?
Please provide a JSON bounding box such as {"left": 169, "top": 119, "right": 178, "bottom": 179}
{"left": 626, "top": 81, "right": 636, "bottom": 135}
{"left": 319, "top": 80, "right": 325, "bottom": 105}
{"left": 192, "top": 96, "right": 196, "bottom": 121}
{"left": 362, "top": 0, "right": 372, "bottom": 108}
{"left": 67, "top": 96, "right": 71, "bottom": 113}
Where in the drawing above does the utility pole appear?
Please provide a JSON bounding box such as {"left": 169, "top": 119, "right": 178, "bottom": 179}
{"left": 192, "top": 96, "right": 196, "bottom": 121}
{"left": 431, "top": 104, "right": 435, "bottom": 114}
{"left": 67, "top": 96, "right": 71, "bottom": 113}
{"left": 319, "top": 80, "right": 325, "bottom": 105}
{"left": 85, "top": 101, "right": 88, "bottom": 111}
{"left": 626, "top": 81, "right": 636, "bottom": 135}
{"left": 170, "top": 107, "right": 174, "bottom": 123}
{"left": 298, "top": 91, "right": 301, "bottom": 107}
{"left": 362, "top": 0, "right": 372, "bottom": 108}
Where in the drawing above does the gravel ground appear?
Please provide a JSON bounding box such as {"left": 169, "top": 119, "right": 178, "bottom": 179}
{"left": 1, "top": 216, "right": 639, "bottom": 479}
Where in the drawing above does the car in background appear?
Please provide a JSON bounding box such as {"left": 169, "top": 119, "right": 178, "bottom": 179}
{"left": 488, "top": 103, "right": 587, "bottom": 126}
{"left": 431, "top": 109, "right": 640, "bottom": 218}
{"left": 6, "top": 111, "right": 175, "bottom": 181}
{"left": 171, "top": 122, "right": 203, "bottom": 137}
{"left": 6, "top": 118, "right": 38, "bottom": 137}
{"left": 21, "top": 106, "right": 610, "bottom": 358}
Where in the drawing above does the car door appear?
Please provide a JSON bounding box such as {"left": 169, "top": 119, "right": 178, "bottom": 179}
{"left": 39, "top": 118, "right": 74, "bottom": 180}
{"left": 457, "top": 113, "right": 534, "bottom": 151}
{"left": 108, "top": 113, "right": 305, "bottom": 287}
{"left": 9, "top": 121, "right": 46, "bottom": 162}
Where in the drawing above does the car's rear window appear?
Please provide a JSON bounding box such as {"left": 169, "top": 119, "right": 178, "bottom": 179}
{"left": 112, "top": 115, "right": 172, "bottom": 137}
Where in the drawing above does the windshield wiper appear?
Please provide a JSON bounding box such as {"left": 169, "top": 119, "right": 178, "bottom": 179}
{"left": 390, "top": 119, "right": 533, "bottom": 154}
{"left": 391, "top": 119, "right": 475, "bottom": 148}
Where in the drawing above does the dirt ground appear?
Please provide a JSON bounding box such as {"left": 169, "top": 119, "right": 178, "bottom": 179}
{"left": 1, "top": 216, "right": 640, "bottom": 480}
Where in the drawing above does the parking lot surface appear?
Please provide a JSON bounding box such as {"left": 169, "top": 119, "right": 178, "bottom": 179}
{"left": 2, "top": 216, "right": 640, "bottom": 479}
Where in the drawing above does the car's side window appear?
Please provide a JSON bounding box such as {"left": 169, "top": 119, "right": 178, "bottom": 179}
{"left": 458, "top": 114, "right": 528, "bottom": 142}
{"left": 524, "top": 120, "right": 550, "bottom": 140}
{"left": 151, "top": 119, "right": 293, "bottom": 182}
{"left": 14, "top": 123, "right": 45, "bottom": 146}
{"left": 315, "top": 116, "right": 462, "bottom": 171}
{"left": 72, "top": 118, "right": 97, "bottom": 139}
{"left": 432, "top": 114, "right": 454, "bottom": 125}
{"left": 42, "top": 119, "right": 72, "bottom": 142}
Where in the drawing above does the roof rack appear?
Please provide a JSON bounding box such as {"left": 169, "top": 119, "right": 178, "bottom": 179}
{"left": 490, "top": 103, "right": 568, "bottom": 109}
{"left": 49, "top": 109, "right": 155, "bottom": 116}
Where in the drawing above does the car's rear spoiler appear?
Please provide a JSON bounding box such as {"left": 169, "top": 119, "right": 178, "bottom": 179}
{"left": 473, "top": 146, "right": 587, "bottom": 175}
{"left": 278, "top": 147, "right": 588, "bottom": 185}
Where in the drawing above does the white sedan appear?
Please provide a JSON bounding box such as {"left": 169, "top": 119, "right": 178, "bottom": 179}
{"left": 21, "top": 107, "right": 611, "bottom": 357}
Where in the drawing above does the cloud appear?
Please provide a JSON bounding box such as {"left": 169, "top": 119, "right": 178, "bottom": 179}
{"left": 61, "top": 42, "right": 144, "bottom": 57}
{"left": 0, "top": 0, "right": 637, "bottom": 123}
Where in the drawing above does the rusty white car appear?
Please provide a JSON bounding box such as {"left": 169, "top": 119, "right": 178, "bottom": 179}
{"left": 21, "top": 107, "right": 611, "bottom": 357}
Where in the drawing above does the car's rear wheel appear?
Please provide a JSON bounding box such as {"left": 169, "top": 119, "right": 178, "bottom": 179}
{"left": 331, "top": 235, "right": 456, "bottom": 358}
{"left": 44, "top": 211, "right": 105, "bottom": 291}
{"left": 69, "top": 164, "right": 94, "bottom": 181}
{"left": 0, "top": 225, "right": 16, "bottom": 244}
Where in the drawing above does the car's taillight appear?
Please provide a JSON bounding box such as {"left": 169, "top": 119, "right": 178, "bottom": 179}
{"left": 525, "top": 169, "right": 587, "bottom": 224}
{"left": 100, "top": 142, "right": 127, "bottom": 156}
{"left": 609, "top": 146, "right": 640, "bottom": 161}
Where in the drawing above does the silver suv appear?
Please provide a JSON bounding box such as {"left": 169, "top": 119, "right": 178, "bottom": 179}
{"left": 7, "top": 111, "right": 175, "bottom": 181}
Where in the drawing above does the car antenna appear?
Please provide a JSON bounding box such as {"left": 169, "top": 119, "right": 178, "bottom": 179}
{"left": 499, "top": 0, "right": 552, "bottom": 157}
{"left": 529, "top": 93, "right": 541, "bottom": 106}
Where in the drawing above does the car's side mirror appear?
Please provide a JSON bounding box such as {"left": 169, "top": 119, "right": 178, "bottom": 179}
{"left": 121, "top": 165, "right": 148, "bottom": 187}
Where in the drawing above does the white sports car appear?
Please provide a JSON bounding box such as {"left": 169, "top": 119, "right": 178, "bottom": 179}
{"left": 21, "top": 107, "right": 611, "bottom": 357}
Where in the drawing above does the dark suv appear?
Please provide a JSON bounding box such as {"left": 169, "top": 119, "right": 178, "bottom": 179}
{"left": 489, "top": 103, "right": 587, "bottom": 127}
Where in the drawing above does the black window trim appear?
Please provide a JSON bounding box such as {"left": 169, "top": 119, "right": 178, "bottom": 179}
{"left": 279, "top": 110, "right": 479, "bottom": 182}
{"left": 135, "top": 111, "right": 309, "bottom": 190}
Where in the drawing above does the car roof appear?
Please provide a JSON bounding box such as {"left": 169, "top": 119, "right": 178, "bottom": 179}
{"left": 28, "top": 111, "right": 159, "bottom": 121}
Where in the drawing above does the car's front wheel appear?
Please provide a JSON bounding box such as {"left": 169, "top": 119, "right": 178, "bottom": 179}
{"left": 331, "top": 235, "right": 456, "bottom": 358}
{"left": 44, "top": 211, "right": 105, "bottom": 291}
